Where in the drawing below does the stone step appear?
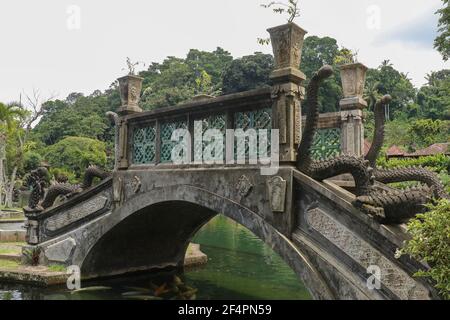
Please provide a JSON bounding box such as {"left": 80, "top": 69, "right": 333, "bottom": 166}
{"left": 0, "top": 253, "right": 21, "bottom": 262}
{"left": 0, "top": 230, "right": 26, "bottom": 242}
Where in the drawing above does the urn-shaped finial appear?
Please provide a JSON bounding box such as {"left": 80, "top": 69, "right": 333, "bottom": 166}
{"left": 267, "top": 22, "right": 307, "bottom": 83}
{"left": 117, "top": 74, "right": 144, "bottom": 115}
{"left": 340, "top": 63, "right": 368, "bottom": 99}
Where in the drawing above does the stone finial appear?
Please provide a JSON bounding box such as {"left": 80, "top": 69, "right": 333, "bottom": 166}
{"left": 117, "top": 74, "right": 144, "bottom": 115}
{"left": 268, "top": 22, "right": 307, "bottom": 84}
{"left": 339, "top": 63, "right": 368, "bottom": 110}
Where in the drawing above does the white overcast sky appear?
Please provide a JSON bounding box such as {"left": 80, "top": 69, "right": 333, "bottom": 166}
{"left": 0, "top": 0, "right": 448, "bottom": 103}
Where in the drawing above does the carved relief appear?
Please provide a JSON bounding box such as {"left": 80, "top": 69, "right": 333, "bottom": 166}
{"left": 113, "top": 177, "right": 124, "bottom": 204}
{"left": 305, "top": 208, "right": 430, "bottom": 300}
{"left": 342, "top": 69, "right": 356, "bottom": 97}
{"left": 278, "top": 97, "right": 287, "bottom": 144}
{"left": 44, "top": 196, "right": 108, "bottom": 232}
{"left": 25, "top": 220, "right": 39, "bottom": 245}
{"left": 340, "top": 64, "right": 368, "bottom": 98}
{"left": 267, "top": 176, "right": 287, "bottom": 213}
{"left": 268, "top": 24, "right": 306, "bottom": 70}
{"left": 124, "top": 175, "right": 142, "bottom": 197}
{"left": 130, "top": 85, "right": 138, "bottom": 104}
{"left": 294, "top": 100, "right": 301, "bottom": 144}
{"left": 236, "top": 175, "right": 253, "bottom": 198}
{"left": 131, "top": 176, "right": 142, "bottom": 193}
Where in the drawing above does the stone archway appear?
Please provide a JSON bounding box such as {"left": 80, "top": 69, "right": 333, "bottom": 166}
{"left": 77, "top": 184, "right": 335, "bottom": 300}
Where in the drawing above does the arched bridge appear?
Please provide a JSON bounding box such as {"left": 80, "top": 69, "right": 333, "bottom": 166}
{"left": 22, "top": 23, "right": 441, "bottom": 300}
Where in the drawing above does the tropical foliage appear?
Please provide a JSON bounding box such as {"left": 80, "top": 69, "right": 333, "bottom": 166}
{"left": 397, "top": 199, "right": 450, "bottom": 299}
{"left": 434, "top": 0, "right": 450, "bottom": 61}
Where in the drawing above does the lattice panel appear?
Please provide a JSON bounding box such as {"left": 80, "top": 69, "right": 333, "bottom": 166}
{"left": 132, "top": 125, "right": 156, "bottom": 164}
{"left": 311, "top": 128, "right": 341, "bottom": 160}
{"left": 234, "top": 108, "right": 272, "bottom": 160}
{"left": 160, "top": 119, "right": 188, "bottom": 163}
{"left": 194, "top": 114, "right": 226, "bottom": 162}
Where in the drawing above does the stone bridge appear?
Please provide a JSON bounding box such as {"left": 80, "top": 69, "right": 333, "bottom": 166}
{"left": 22, "top": 23, "right": 439, "bottom": 300}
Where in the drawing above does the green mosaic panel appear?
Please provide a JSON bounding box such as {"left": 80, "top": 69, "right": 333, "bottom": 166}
{"left": 194, "top": 114, "right": 226, "bottom": 162}
{"left": 311, "top": 128, "right": 341, "bottom": 160}
{"left": 234, "top": 108, "right": 272, "bottom": 160}
{"left": 132, "top": 125, "right": 156, "bottom": 164}
{"left": 160, "top": 119, "right": 188, "bottom": 163}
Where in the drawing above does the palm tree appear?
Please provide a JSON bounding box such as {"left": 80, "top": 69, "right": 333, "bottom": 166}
{"left": 0, "top": 102, "right": 27, "bottom": 129}
{"left": 0, "top": 102, "right": 27, "bottom": 208}
{"left": 364, "top": 81, "right": 381, "bottom": 111}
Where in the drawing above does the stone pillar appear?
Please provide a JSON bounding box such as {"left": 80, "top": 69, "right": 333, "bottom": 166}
{"left": 116, "top": 74, "right": 144, "bottom": 169}
{"left": 339, "top": 63, "right": 368, "bottom": 157}
{"left": 268, "top": 23, "right": 307, "bottom": 163}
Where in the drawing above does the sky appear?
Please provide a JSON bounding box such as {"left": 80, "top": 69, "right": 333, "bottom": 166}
{"left": 0, "top": 0, "right": 448, "bottom": 103}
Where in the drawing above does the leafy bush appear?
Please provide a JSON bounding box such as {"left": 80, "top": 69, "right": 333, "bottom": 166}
{"left": 397, "top": 199, "right": 450, "bottom": 299}
{"left": 376, "top": 154, "right": 450, "bottom": 193}
{"left": 408, "top": 119, "right": 449, "bottom": 149}
{"left": 44, "top": 136, "right": 107, "bottom": 178}
{"left": 23, "top": 151, "right": 42, "bottom": 172}
{"left": 377, "top": 154, "right": 450, "bottom": 174}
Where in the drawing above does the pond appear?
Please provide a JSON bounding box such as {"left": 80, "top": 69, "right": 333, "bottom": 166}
{"left": 0, "top": 215, "right": 311, "bottom": 300}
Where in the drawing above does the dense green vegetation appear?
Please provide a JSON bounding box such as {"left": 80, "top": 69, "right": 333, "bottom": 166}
{"left": 397, "top": 199, "right": 450, "bottom": 299}
{"left": 435, "top": 0, "right": 450, "bottom": 61}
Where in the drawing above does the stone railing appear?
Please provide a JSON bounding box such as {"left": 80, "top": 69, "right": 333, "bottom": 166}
{"left": 116, "top": 91, "right": 352, "bottom": 168}
{"left": 302, "top": 112, "right": 342, "bottom": 160}
{"left": 123, "top": 88, "right": 272, "bottom": 168}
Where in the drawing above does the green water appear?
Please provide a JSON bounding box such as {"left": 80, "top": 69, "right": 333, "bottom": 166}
{"left": 0, "top": 215, "right": 311, "bottom": 300}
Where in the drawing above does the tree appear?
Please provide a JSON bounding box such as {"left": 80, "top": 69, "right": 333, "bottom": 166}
{"left": 44, "top": 136, "right": 107, "bottom": 178}
{"left": 32, "top": 94, "right": 110, "bottom": 145}
{"left": 434, "top": 0, "right": 450, "bottom": 61}
{"left": 408, "top": 119, "right": 449, "bottom": 149}
{"left": 417, "top": 70, "right": 450, "bottom": 120}
{"left": 221, "top": 52, "right": 273, "bottom": 94}
{"left": 301, "top": 36, "right": 343, "bottom": 112}
{"left": 365, "top": 61, "right": 416, "bottom": 119}
{"left": 0, "top": 102, "right": 29, "bottom": 207}
{"left": 139, "top": 49, "right": 233, "bottom": 110}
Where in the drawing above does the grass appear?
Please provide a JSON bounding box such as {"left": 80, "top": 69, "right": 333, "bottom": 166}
{"left": 0, "top": 242, "right": 24, "bottom": 255}
{"left": 0, "top": 217, "right": 25, "bottom": 221}
{"left": 0, "top": 248, "right": 18, "bottom": 255}
{"left": 0, "top": 259, "right": 20, "bottom": 269}
{"left": 0, "top": 206, "right": 23, "bottom": 212}
{"left": 48, "top": 264, "right": 67, "bottom": 272}
{"left": 1, "top": 242, "right": 25, "bottom": 246}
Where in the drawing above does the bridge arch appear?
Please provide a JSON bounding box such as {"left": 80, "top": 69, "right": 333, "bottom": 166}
{"left": 77, "top": 184, "right": 335, "bottom": 299}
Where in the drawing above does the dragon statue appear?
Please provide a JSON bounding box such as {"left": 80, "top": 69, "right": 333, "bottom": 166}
{"left": 365, "top": 95, "right": 449, "bottom": 200}
{"left": 24, "top": 165, "right": 111, "bottom": 213}
{"left": 23, "top": 167, "right": 49, "bottom": 213}
{"left": 296, "top": 65, "right": 374, "bottom": 196}
{"left": 296, "top": 65, "right": 444, "bottom": 224}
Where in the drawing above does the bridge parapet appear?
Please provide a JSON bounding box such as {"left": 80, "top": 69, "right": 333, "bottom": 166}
{"left": 116, "top": 85, "right": 348, "bottom": 169}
